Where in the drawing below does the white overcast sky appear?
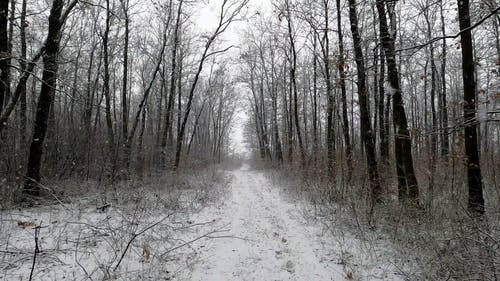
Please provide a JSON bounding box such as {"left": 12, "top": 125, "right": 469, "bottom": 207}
{"left": 194, "top": 0, "right": 273, "bottom": 45}
{"left": 193, "top": 0, "right": 274, "bottom": 156}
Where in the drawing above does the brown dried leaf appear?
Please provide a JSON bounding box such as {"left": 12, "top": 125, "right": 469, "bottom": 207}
{"left": 17, "top": 221, "right": 36, "bottom": 229}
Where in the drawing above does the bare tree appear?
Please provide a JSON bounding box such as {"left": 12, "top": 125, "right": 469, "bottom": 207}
{"left": 457, "top": 0, "right": 485, "bottom": 214}
{"left": 347, "top": 0, "right": 381, "bottom": 202}
{"left": 376, "top": 0, "right": 419, "bottom": 203}
{"left": 24, "top": 0, "right": 78, "bottom": 196}
{"left": 0, "top": 0, "right": 9, "bottom": 113}
{"left": 173, "top": 0, "right": 248, "bottom": 169}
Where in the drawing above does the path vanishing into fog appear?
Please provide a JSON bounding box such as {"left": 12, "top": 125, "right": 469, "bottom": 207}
{"left": 189, "top": 164, "right": 346, "bottom": 281}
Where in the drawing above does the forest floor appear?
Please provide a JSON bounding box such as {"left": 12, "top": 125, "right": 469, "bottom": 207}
{"left": 1, "top": 164, "right": 404, "bottom": 280}
{"left": 187, "top": 164, "right": 403, "bottom": 281}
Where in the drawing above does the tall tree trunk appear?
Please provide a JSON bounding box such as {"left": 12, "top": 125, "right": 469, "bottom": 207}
{"left": 6, "top": 0, "right": 14, "bottom": 104}
{"left": 176, "top": 46, "right": 183, "bottom": 155}
{"left": 161, "top": 0, "right": 180, "bottom": 160}
{"left": 457, "top": 0, "right": 485, "bottom": 214}
{"left": 23, "top": 0, "right": 68, "bottom": 196}
{"left": 187, "top": 100, "right": 206, "bottom": 155}
{"left": 270, "top": 46, "right": 283, "bottom": 163}
{"left": 319, "top": 9, "right": 335, "bottom": 175}
{"left": 348, "top": 0, "right": 381, "bottom": 201}
{"left": 378, "top": 48, "right": 389, "bottom": 163}
{"left": 173, "top": 7, "right": 232, "bottom": 168}
{"left": 0, "top": 0, "right": 9, "bottom": 113}
{"left": 312, "top": 35, "right": 318, "bottom": 161}
{"left": 424, "top": 12, "right": 438, "bottom": 156}
{"left": 102, "top": 0, "right": 116, "bottom": 178}
{"left": 19, "top": 0, "right": 27, "bottom": 149}
{"left": 439, "top": 0, "right": 449, "bottom": 157}
{"left": 285, "top": 0, "right": 305, "bottom": 166}
{"left": 284, "top": 59, "right": 293, "bottom": 162}
{"left": 334, "top": 0, "right": 352, "bottom": 175}
{"left": 124, "top": 30, "right": 167, "bottom": 169}
{"left": 376, "top": 0, "right": 419, "bottom": 203}
{"left": 259, "top": 77, "right": 271, "bottom": 159}
{"left": 120, "top": 0, "right": 130, "bottom": 146}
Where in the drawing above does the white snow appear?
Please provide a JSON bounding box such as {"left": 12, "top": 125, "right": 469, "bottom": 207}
{"left": 185, "top": 164, "right": 404, "bottom": 280}
{"left": 1, "top": 165, "right": 404, "bottom": 280}
{"left": 189, "top": 164, "right": 346, "bottom": 280}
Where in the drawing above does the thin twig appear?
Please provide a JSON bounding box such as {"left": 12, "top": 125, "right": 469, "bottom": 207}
{"left": 396, "top": 7, "right": 500, "bottom": 53}
{"left": 160, "top": 223, "right": 231, "bottom": 258}
{"left": 113, "top": 213, "right": 174, "bottom": 272}
{"left": 28, "top": 225, "right": 41, "bottom": 281}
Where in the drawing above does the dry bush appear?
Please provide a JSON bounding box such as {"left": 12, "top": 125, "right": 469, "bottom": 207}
{"left": 0, "top": 165, "right": 230, "bottom": 280}
{"left": 262, "top": 151, "right": 500, "bottom": 280}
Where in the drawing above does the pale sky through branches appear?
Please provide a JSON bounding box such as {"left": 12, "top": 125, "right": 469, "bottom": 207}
{"left": 193, "top": 0, "right": 273, "bottom": 156}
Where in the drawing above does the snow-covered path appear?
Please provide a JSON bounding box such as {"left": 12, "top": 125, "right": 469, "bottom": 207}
{"left": 189, "top": 164, "right": 345, "bottom": 281}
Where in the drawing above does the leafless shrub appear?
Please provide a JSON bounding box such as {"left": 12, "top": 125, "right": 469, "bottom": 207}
{"left": 265, "top": 153, "right": 500, "bottom": 280}
{"left": 0, "top": 166, "right": 229, "bottom": 280}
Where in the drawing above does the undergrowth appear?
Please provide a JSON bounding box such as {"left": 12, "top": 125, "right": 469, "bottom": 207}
{"left": 265, "top": 153, "right": 500, "bottom": 280}
{"left": 0, "top": 165, "right": 230, "bottom": 280}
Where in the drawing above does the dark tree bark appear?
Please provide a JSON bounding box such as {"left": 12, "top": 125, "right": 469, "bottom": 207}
{"left": 0, "top": 0, "right": 9, "bottom": 113}
{"left": 123, "top": 30, "right": 167, "bottom": 169}
{"left": 334, "top": 0, "right": 352, "bottom": 174}
{"left": 19, "top": 0, "right": 27, "bottom": 148}
{"left": 248, "top": 62, "right": 270, "bottom": 161}
{"left": 161, "top": 0, "right": 180, "bottom": 159}
{"left": 102, "top": 0, "right": 117, "bottom": 178}
{"left": 284, "top": 0, "right": 305, "bottom": 166}
{"left": 315, "top": 5, "right": 335, "bottom": 174}
{"left": 187, "top": 100, "right": 206, "bottom": 155}
{"left": 423, "top": 11, "right": 438, "bottom": 156}
{"left": 23, "top": 0, "right": 74, "bottom": 195}
{"left": 457, "top": 0, "right": 485, "bottom": 214}
{"left": 269, "top": 44, "right": 283, "bottom": 163}
{"left": 5, "top": 0, "right": 15, "bottom": 105}
{"left": 258, "top": 73, "right": 271, "bottom": 159}
{"left": 284, "top": 58, "right": 293, "bottom": 162}
{"left": 312, "top": 34, "right": 318, "bottom": 160}
{"left": 347, "top": 0, "right": 381, "bottom": 201}
{"left": 0, "top": 50, "right": 42, "bottom": 136}
{"left": 176, "top": 46, "right": 183, "bottom": 152}
{"left": 120, "top": 0, "right": 130, "bottom": 144}
{"left": 283, "top": 58, "right": 293, "bottom": 163}
{"left": 376, "top": 0, "right": 419, "bottom": 203}
{"left": 439, "top": 0, "right": 449, "bottom": 157}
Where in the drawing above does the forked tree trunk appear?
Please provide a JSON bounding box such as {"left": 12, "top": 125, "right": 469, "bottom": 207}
{"left": 334, "top": 0, "right": 352, "bottom": 175}
{"left": 23, "top": 0, "right": 67, "bottom": 196}
{"left": 317, "top": 7, "right": 335, "bottom": 175}
{"left": 284, "top": 0, "right": 305, "bottom": 166}
{"left": 347, "top": 0, "right": 381, "bottom": 201}
{"left": 161, "top": 0, "right": 179, "bottom": 159}
{"left": 376, "top": 0, "right": 419, "bottom": 203}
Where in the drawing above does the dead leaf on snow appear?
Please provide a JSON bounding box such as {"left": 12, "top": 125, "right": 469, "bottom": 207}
{"left": 17, "top": 221, "right": 36, "bottom": 229}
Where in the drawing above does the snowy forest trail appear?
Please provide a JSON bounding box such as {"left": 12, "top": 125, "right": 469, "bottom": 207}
{"left": 189, "top": 164, "right": 346, "bottom": 281}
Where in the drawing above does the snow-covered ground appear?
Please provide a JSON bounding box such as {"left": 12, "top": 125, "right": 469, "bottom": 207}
{"left": 190, "top": 164, "right": 346, "bottom": 280}
{"left": 185, "top": 164, "right": 403, "bottom": 280}
{"left": 1, "top": 164, "right": 403, "bottom": 280}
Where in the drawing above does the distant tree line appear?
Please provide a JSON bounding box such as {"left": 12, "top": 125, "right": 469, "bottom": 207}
{"left": 0, "top": 0, "right": 248, "bottom": 196}
{"left": 241, "top": 0, "right": 499, "bottom": 216}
